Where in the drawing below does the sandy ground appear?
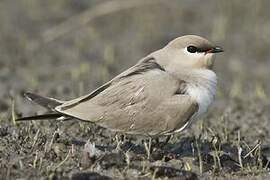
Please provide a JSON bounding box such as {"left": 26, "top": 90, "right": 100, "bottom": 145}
{"left": 0, "top": 0, "right": 270, "bottom": 179}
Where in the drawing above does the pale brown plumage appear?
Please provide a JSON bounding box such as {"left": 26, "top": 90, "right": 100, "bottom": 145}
{"left": 17, "top": 35, "right": 223, "bottom": 136}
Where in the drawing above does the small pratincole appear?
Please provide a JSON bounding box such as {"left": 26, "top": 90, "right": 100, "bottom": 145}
{"left": 17, "top": 35, "right": 223, "bottom": 137}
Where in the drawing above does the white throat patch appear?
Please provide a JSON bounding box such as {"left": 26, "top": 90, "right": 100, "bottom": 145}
{"left": 186, "top": 70, "right": 217, "bottom": 116}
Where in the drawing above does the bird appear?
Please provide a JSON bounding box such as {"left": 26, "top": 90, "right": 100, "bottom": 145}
{"left": 16, "top": 35, "right": 223, "bottom": 137}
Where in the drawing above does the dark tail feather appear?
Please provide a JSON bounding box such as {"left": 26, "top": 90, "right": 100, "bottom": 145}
{"left": 16, "top": 113, "right": 63, "bottom": 121}
{"left": 24, "top": 92, "right": 63, "bottom": 110}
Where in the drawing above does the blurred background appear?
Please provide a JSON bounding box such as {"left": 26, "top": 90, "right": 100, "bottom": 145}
{"left": 0, "top": 0, "right": 270, "bottom": 145}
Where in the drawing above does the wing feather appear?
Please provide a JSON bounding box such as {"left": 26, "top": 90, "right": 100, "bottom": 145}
{"left": 57, "top": 56, "right": 163, "bottom": 111}
{"left": 55, "top": 56, "right": 198, "bottom": 135}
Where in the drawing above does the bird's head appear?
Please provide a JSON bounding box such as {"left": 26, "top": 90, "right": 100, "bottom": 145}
{"left": 154, "top": 35, "right": 223, "bottom": 72}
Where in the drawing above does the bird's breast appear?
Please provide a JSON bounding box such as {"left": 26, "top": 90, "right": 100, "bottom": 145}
{"left": 185, "top": 70, "right": 217, "bottom": 116}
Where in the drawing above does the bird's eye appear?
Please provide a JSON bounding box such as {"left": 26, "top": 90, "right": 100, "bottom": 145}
{"left": 187, "top": 46, "right": 198, "bottom": 53}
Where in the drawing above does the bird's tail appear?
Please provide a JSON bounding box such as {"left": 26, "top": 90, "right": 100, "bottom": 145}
{"left": 16, "top": 92, "right": 68, "bottom": 121}
{"left": 24, "top": 92, "right": 64, "bottom": 110}
{"left": 16, "top": 113, "right": 63, "bottom": 121}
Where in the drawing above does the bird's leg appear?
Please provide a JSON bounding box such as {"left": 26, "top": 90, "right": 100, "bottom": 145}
{"left": 164, "top": 135, "right": 172, "bottom": 144}
{"left": 153, "top": 135, "right": 172, "bottom": 149}
{"left": 144, "top": 137, "right": 152, "bottom": 159}
{"left": 115, "top": 133, "right": 125, "bottom": 150}
{"left": 154, "top": 137, "right": 160, "bottom": 145}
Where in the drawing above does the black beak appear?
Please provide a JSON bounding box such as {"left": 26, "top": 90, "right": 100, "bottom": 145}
{"left": 210, "top": 46, "right": 223, "bottom": 53}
